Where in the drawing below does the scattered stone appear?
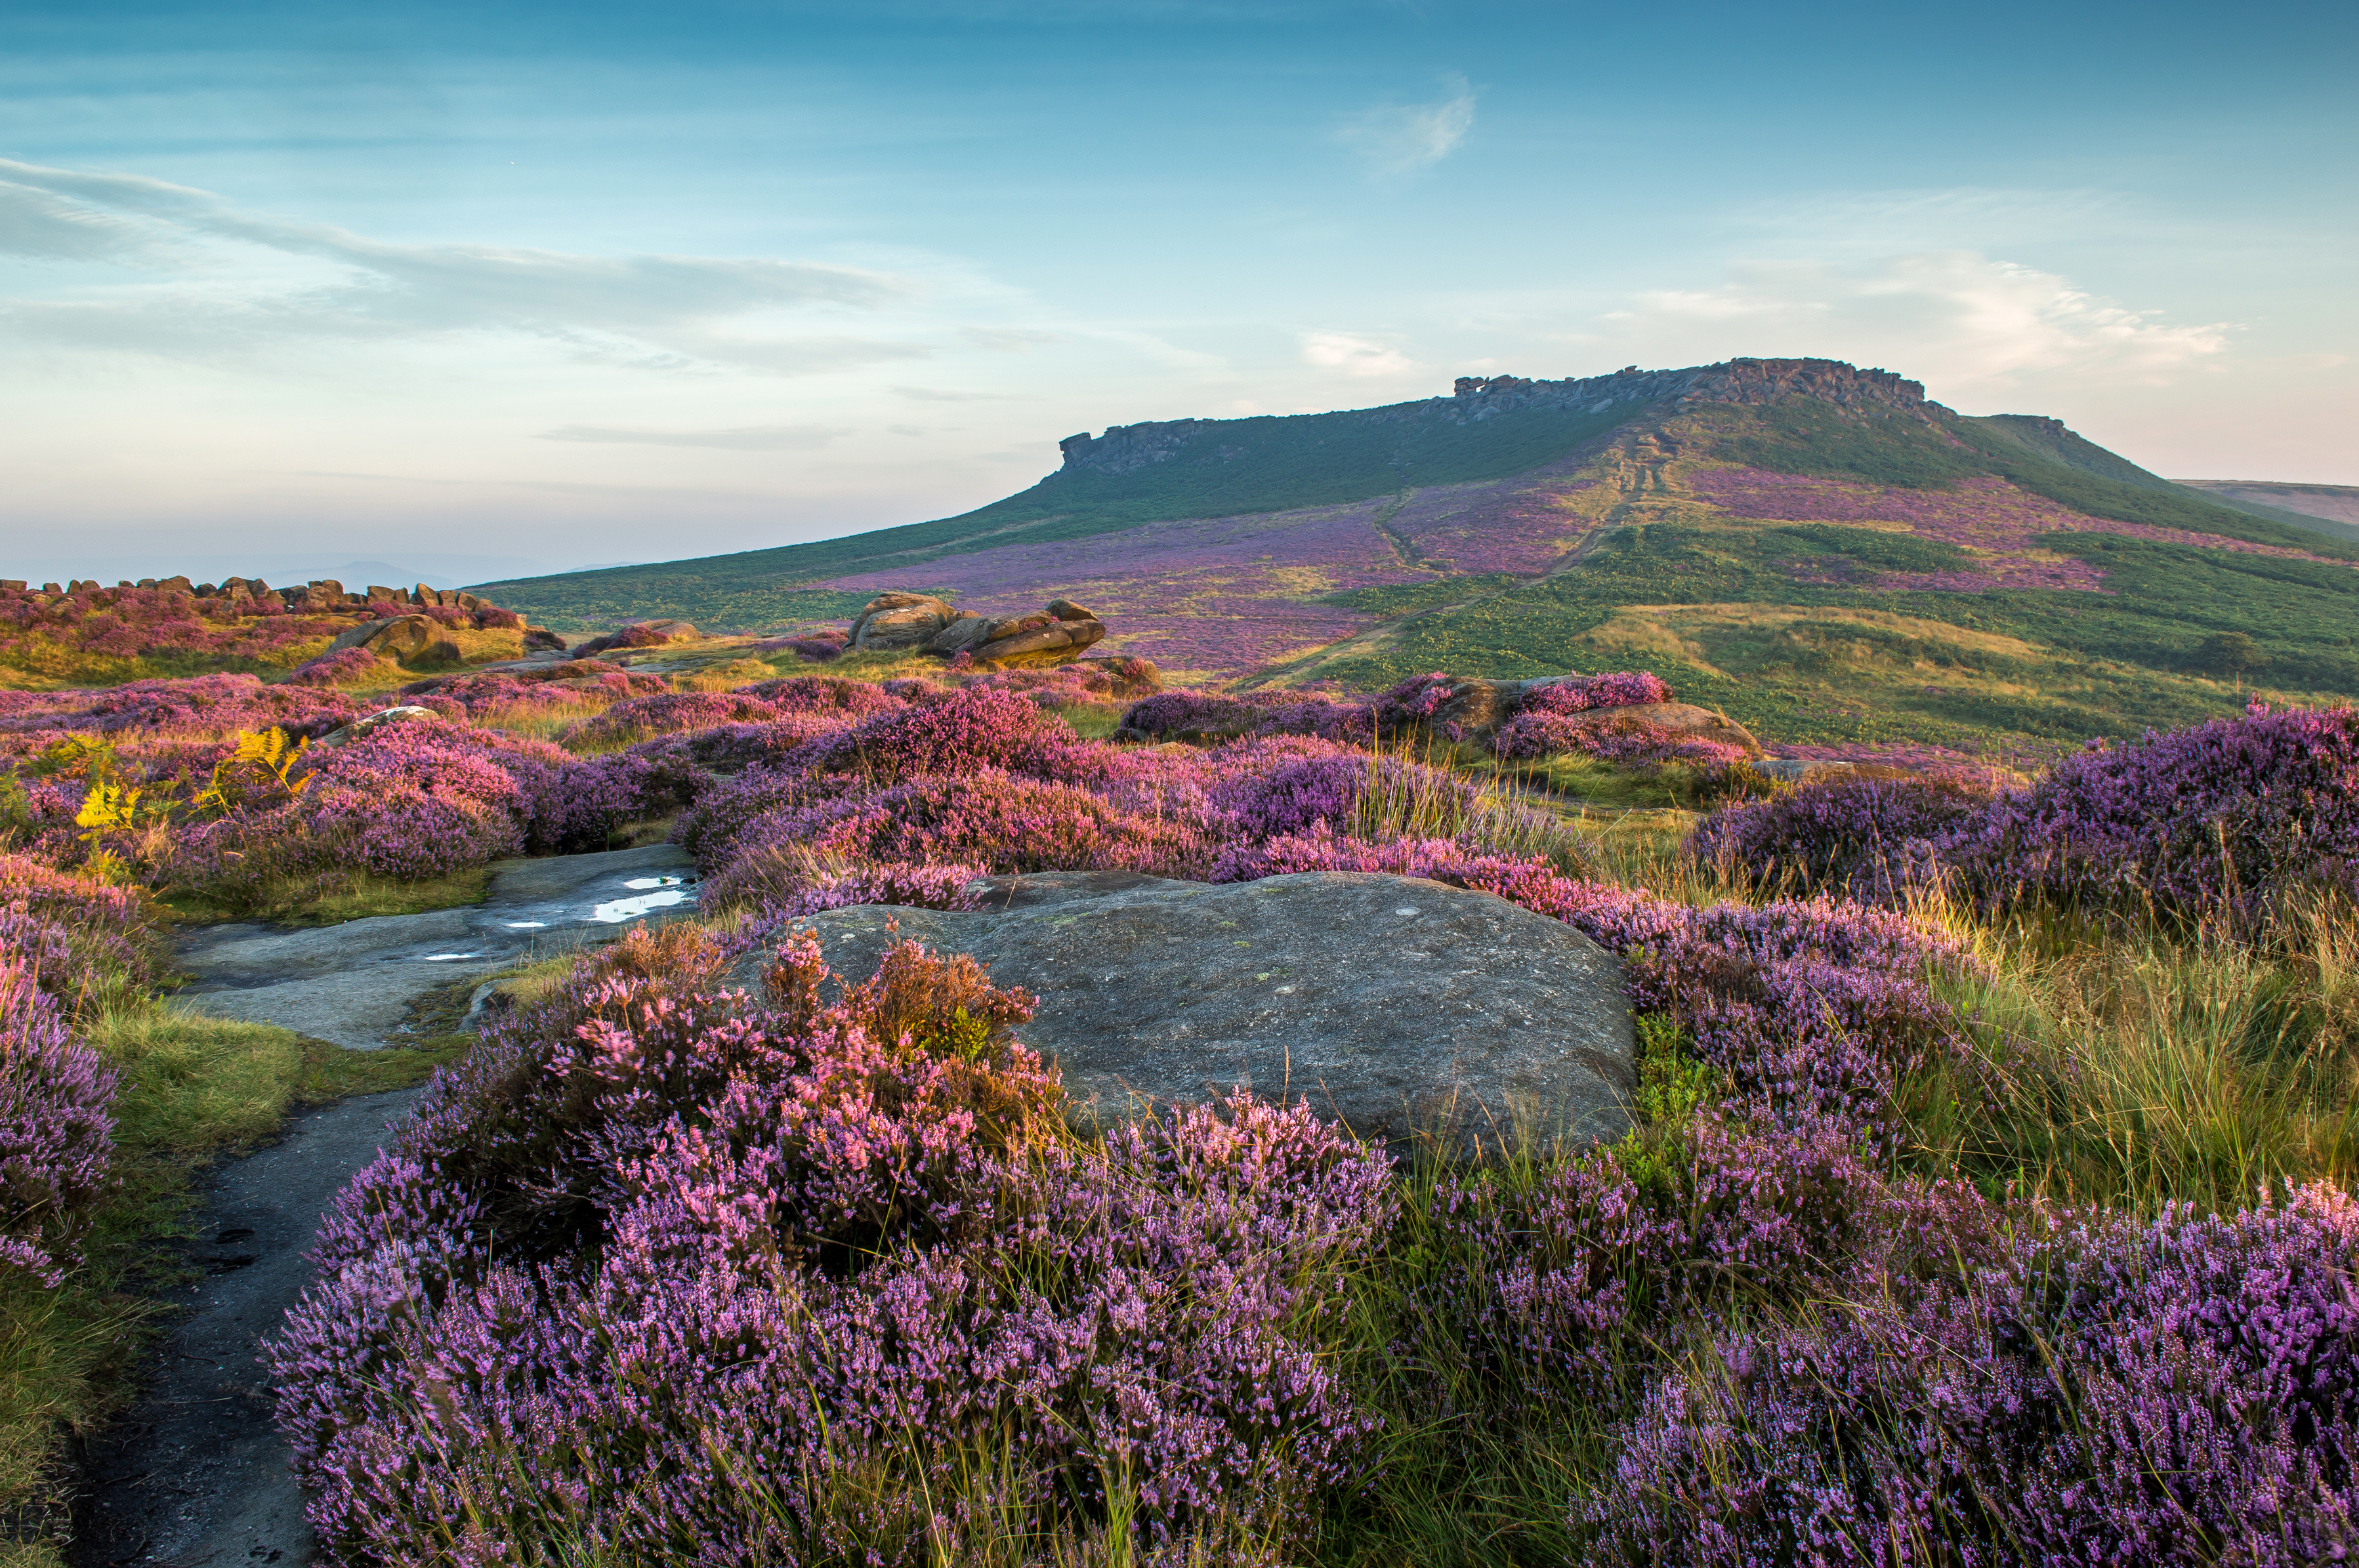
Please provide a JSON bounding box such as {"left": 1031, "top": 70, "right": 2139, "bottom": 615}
{"left": 743, "top": 870, "right": 1634, "bottom": 1149}
{"left": 313, "top": 705, "right": 437, "bottom": 749}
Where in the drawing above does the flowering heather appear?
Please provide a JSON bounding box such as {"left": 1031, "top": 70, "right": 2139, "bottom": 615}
{"left": 0, "top": 851, "right": 166, "bottom": 997}
{"left": 1692, "top": 769, "right": 2002, "bottom": 898}
{"left": 1690, "top": 466, "right": 2359, "bottom": 596}
{"left": 1587, "top": 1182, "right": 2359, "bottom": 1567}
{"left": 813, "top": 455, "right": 1608, "bottom": 678}
{"left": 713, "top": 855, "right": 990, "bottom": 918}
{"left": 556, "top": 688, "right": 784, "bottom": 750}
{"left": 1946, "top": 701, "right": 2359, "bottom": 918}
{"left": 285, "top": 645, "right": 383, "bottom": 688}
{"left": 0, "top": 582, "right": 353, "bottom": 671}
{"left": 0, "top": 673, "right": 361, "bottom": 746}
{"left": 781, "top": 686, "right": 1089, "bottom": 783}
{"left": 727, "top": 768, "right": 1213, "bottom": 882}
{"left": 741, "top": 672, "right": 909, "bottom": 720}
{"left": 0, "top": 953, "right": 117, "bottom": 1285}
{"left": 398, "top": 662, "right": 667, "bottom": 716}
{"left": 1493, "top": 711, "right": 1748, "bottom": 779}
{"left": 957, "top": 653, "right": 1163, "bottom": 705}
{"left": 1518, "top": 671, "right": 1672, "bottom": 714}
{"left": 267, "top": 930, "right": 1391, "bottom": 1559}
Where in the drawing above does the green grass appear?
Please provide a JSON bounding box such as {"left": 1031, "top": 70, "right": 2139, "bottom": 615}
{"left": 161, "top": 864, "right": 493, "bottom": 926}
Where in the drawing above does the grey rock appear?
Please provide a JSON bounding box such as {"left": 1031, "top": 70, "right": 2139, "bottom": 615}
{"left": 735, "top": 870, "right": 1633, "bottom": 1150}
{"left": 312, "top": 704, "right": 436, "bottom": 749}
{"left": 927, "top": 612, "right": 993, "bottom": 654}
{"left": 172, "top": 843, "right": 702, "bottom": 1050}
{"left": 850, "top": 591, "right": 956, "bottom": 651}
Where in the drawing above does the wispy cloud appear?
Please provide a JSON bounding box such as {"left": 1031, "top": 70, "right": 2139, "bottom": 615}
{"left": 535, "top": 423, "right": 854, "bottom": 450}
{"left": 1579, "top": 251, "right": 2233, "bottom": 394}
{"left": 1300, "top": 329, "right": 1418, "bottom": 378}
{"left": 892, "top": 384, "right": 1028, "bottom": 401}
{"left": 0, "top": 158, "right": 922, "bottom": 374}
{"left": 1332, "top": 72, "right": 1478, "bottom": 176}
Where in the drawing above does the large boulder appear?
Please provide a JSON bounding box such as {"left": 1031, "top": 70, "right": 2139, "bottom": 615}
{"left": 848, "top": 592, "right": 957, "bottom": 651}
{"left": 969, "top": 600, "right": 1108, "bottom": 668}
{"left": 740, "top": 870, "right": 1634, "bottom": 1149}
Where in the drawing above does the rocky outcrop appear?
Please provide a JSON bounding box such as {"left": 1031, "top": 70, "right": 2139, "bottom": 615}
{"left": 846, "top": 591, "right": 1109, "bottom": 668}
{"left": 849, "top": 593, "right": 959, "bottom": 652}
{"left": 1050, "top": 358, "right": 1946, "bottom": 480}
{"left": 312, "top": 705, "right": 436, "bottom": 750}
{"left": 575, "top": 619, "right": 700, "bottom": 655}
{"left": 743, "top": 869, "right": 1634, "bottom": 1149}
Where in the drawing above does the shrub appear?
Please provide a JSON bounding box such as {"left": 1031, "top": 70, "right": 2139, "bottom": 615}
{"left": 782, "top": 687, "right": 1088, "bottom": 783}
{"left": 1949, "top": 701, "right": 2359, "bottom": 920}
{"left": 558, "top": 690, "right": 784, "bottom": 750}
{"left": 1517, "top": 672, "right": 1672, "bottom": 715}
{"left": 728, "top": 769, "right": 1213, "bottom": 881}
{"left": 266, "top": 932, "right": 1391, "bottom": 1560}
{"left": 1586, "top": 1182, "right": 2359, "bottom": 1567}
{"left": 0, "top": 953, "right": 117, "bottom": 1285}
{"left": 1690, "top": 768, "right": 2000, "bottom": 899}
{"left": 285, "top": 646, "right": 383, "bottom": 688}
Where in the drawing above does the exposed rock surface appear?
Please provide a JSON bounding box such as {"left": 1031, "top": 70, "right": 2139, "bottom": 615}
{"left": 312, "top": 704, "right": 438, "bottom": 749}
{"left": 736, "top": 869, "right": 1634, "bottom": 1148}
{"left": 846, "top": 590, "right": 1109, "bottom": 667}
{"left": 172, "top": 844, "right": 701, "bottom": 1050}
{"left": 1053, "top": 358, "right": 1943, "bottom": 478}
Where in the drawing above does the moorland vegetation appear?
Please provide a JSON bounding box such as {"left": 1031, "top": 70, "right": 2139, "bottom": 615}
{"left": 4, "top": 622, "right": 2358, "bottom": 1564}
{"left": 473, "top": 360, "right": 2359, "bottom": 768}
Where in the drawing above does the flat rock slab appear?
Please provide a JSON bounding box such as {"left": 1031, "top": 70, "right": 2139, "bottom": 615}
{"left": 172, "top": 843, "right": 701, "bottom": 1050}
{"left": 71, "top": 1088, "right": 425, "bottom": 1568}
{"left": 745, "top": 870, "right": 1634, "bottom": 1148}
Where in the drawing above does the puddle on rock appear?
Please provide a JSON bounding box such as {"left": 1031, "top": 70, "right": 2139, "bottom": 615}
{"left": 419, "top": 952, "right": 483, "bottom": 962}
{"left": 592, "top": 886, "right": 696, "bottom": 922}
{"left": 623, "top": 875, "right": 685, "bottom": 892}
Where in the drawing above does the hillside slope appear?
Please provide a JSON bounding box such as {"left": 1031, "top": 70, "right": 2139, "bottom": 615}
{"left": 476, "top": 359, "right": 2359, "bottom": 758}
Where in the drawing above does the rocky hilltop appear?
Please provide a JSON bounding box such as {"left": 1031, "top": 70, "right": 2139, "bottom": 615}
{"left": 1055, "top": 358, "right": 1939, "bottom": 479}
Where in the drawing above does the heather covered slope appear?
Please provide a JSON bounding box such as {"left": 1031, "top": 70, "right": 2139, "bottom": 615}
{"left": 478, "top": 358, "right": 2359, "bottom": 758}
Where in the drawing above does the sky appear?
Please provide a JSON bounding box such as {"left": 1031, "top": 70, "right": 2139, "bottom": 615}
{"left": 1, "top": 0, "right": 2353, "bottom": 587}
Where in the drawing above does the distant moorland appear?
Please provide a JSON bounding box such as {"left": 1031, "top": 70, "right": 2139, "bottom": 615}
{"left": 474, "top": 360, "right": 2359, "bottom": 763}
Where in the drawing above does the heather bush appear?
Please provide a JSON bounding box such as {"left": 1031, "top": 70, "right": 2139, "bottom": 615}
{"left": 713, "top": 854, "right": 990, "bottom": 917}
{"left": 0, "top": 954, "right": 117, "bottom": 1286}
{"left": 1691, "top": 767, "right": 2002, "bottom": 899}
{"left": 1516, "top": 671, "right": 1673, "bottom": 714}
{"left": 782, "top": 686, "right": 1088, "bottom": 782}
{"left": 727, "top": 769, "right": 1213, "bottom": 883}
{"left": 267, "top": 930, "right": 1392, "bottom": 1562}
{"left": 557, "top": 688, "right": 784, "bottom": 751}
{"left": 1585, "top": 1182, "right": 2359, "bottom": 1567}
{"left": 285, "top": 645, "right": 383, "bottom": 688}
{"left": 742, "top": 672, "right": 909, "bottom": 719}
{"left": 1952, "top": 701, "right": 2359, "bottom": 920}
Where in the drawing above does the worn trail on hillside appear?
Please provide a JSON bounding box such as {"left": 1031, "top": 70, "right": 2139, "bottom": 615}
{"left": 72, "top": 846, "right": 702, "bottom": 1567}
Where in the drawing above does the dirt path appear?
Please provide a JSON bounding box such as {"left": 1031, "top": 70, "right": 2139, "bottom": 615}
{"left": 70, "top": 1090, "right": 425, "bottom": 1567}
{"left": 71, "top": 845, "right": 703, "bottom": 1566}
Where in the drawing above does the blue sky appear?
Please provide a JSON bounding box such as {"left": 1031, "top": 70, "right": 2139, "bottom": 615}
{"left": 1, "top": 0, "right": 2352, "bottom": 585}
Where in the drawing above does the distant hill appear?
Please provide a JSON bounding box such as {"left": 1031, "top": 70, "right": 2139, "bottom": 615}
{"left": 474, "top": 358, "right": 2359, "bottom": 759}
{"left": 2176, "top": 480, "right": 2359, "bottom": 537}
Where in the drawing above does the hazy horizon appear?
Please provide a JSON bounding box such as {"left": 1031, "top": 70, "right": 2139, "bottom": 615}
{"left": 5, "top": 0, "right": 2353, "bottom": 586}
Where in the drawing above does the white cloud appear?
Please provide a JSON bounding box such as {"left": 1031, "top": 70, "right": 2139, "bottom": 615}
{"left": 535, "top": 424, "right": 854, "bottom": 451}
{"left": 1574, "top": 251, "right": 2232, "bottom": 395}
{"left": 1333, "top": 73, "right": 1478, "bottom": 176}
{"left": 0, "top": 157, "right": 921, "bottom": 375}
{"left": 892, "top": 384, "right": 1026, "bottom": 401}
{"left": 1301, "top": 329, "right": 1418, "bottom": 378}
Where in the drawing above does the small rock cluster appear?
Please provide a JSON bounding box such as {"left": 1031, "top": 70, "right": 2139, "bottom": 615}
{"left": 848, "top": 592, "right": 1108, "bottom": 668}
{"left": 575, "top": 619, "right": 701, "bottom": 655}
